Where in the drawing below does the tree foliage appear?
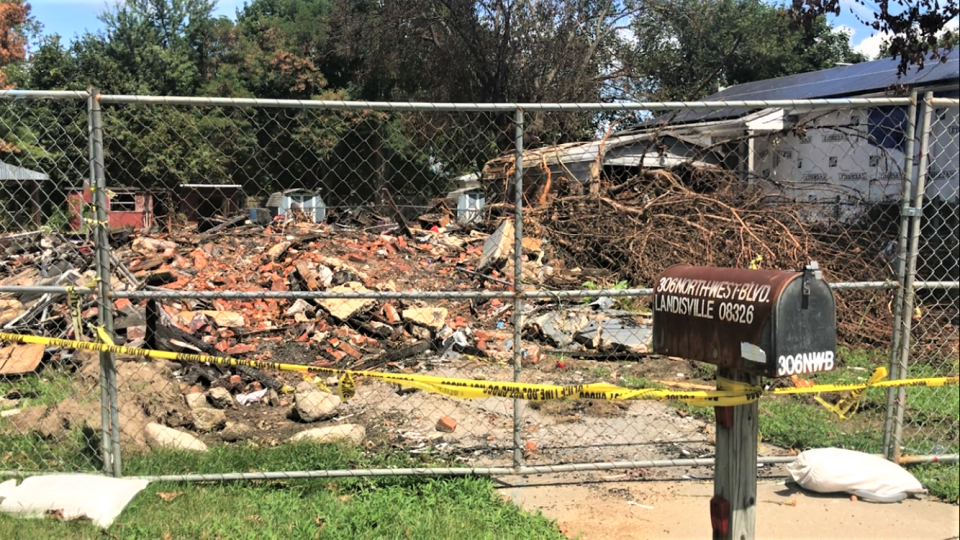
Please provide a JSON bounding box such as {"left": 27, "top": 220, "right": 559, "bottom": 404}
{"left": 0, "top": 0, "right": 897, "bottom": 222}
{"left": 789, "top": 0, "right": 958, "bottom": 75}
{"left": 0, "top": 0, "right": 29, "bottom": 87}
{"left": 630, "top": 0, "right": 866, "bottom": 101}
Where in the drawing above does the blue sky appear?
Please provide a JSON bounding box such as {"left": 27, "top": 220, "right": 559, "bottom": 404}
{"left": 22, "top": 0, "right": 941, "bottom": 60}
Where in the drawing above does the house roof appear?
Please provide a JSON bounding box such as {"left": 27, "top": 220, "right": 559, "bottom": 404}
{"left": 705, "top": 48, "right": 959, "bottom": 102}
{"left": 0, "top": 162, "right": 49, "bottom": 181}
{"left": 661, "top": 48, "right": 960, "bottom": 127}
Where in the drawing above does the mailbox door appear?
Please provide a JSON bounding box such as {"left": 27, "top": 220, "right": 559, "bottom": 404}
{"left": 771, "top": 276, "right": 837, "bottom": 377}
{"left": 652, "top": 265, "right": 799, "bottom": 375}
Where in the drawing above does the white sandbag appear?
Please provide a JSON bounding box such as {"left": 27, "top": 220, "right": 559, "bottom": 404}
{"left": 787, "top": 448, "right": 924, "bottom": 499}
{"left": 0, "top": 474, "right": 149, "bottom": 529}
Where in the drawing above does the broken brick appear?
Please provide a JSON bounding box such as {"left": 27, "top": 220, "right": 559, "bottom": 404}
{"left": 338, "top": 342, "right": 363, "bottom": 360}
{"left": 325, "top": 350, "right": 347, "bottom": 362}
{"left": 436, "top": 416, "right": 457, "bottom": 433}
{"left": 522, "top": 345, "right": 542, "bottom": 365}
{"left": 383, "top": 303, "right": 401, "bottom": 324}
{"left": 226, "top": 343, "right": 256, "bottom": 355}
{"left": 126, "top": 326, "right": 146, "bottom": 340}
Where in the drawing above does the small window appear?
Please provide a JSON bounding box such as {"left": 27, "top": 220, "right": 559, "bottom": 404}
{"left": 111, "top": 193, "right": 137, "bottom": 212}
{"left": 868, "top": 106, "right": 907, "bottom": 151}
{"left": 829, "top": 157, "right": 838, "bottom": 168}
{"left": 797, "top": 159, "right": 803, "bottom": 169}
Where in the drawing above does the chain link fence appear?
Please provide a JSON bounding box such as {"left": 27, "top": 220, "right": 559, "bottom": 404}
{"left": 887, "top": 95, "right": 960, "bottom": 466}
{"left": 0, "top": 90, "right": 956, "bottom": 484}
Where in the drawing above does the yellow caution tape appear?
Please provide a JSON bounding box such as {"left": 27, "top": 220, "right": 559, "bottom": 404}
{"left": 813, "top": 367, "right": 887, "bottom": 419}
{"left": 66, "top": 287, "right": 85, "bottom": 341}
{"left": 0, "top": 332, "right": 955, "bottom": 410}
{"left": 304, "top": 376, "right": 331, "bottom": 394}
{"left": 339, "top": 372, "right": 356, "bottom": 401}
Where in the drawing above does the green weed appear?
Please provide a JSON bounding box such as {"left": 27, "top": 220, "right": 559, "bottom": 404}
{"left": 0, "top": 442, "right": 565, "bottom": 539}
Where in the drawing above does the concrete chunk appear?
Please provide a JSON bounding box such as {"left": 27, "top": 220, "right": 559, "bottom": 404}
{"left": 289, "top": 424, "right": 366, "bottom": 445}
{"left": 295, "top": 381, "right": 341, "bottom": 422}
{"left": 207, "top": 387, "right": 234, "bottom": 409}
{"left": 402, "top": 306, "right": 448, "bottom": 332}
{"left": 145, "top": 423, "right": 208, "bottom": 452}
{"left": 192, "top": 407, "right": 226, "bottom": 432}
{"left": 318, "top": 282, "right": 375, "bottom": 321}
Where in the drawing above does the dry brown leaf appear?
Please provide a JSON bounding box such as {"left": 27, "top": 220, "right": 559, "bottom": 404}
{"left": 157, "top": 491, "right": 184, "bottom": 502}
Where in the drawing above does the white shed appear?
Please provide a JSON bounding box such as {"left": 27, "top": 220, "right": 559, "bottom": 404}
{"left": 266, "top": 189, "right": 326, "bottom": 223}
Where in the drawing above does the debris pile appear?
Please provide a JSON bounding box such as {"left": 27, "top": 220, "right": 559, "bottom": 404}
{"left": 1, "top": 208, "right": 656, "bottom": 449}
{"left": 521, "top": 165, "right": 904, "bottom": 346}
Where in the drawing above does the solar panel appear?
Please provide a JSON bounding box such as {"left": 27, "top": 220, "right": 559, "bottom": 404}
{"left": 631, "top": 49, "right": 959, "bottom": 128}
{"left": 705, "top": 48, "right": 959, "bottom": 102}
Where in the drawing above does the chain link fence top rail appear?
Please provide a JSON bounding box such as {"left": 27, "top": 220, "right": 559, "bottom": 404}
{"left": 0, "top": 93, "right": 956, "bottom": 482}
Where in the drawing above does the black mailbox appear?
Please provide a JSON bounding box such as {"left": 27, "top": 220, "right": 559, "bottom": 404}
{"left": 652, "top": 262, "right": 836, "bottom": 377}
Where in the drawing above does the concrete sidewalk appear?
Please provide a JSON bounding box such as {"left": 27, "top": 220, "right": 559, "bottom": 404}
{"left": 500, "top": 476, "right": 959, "bottom": 539}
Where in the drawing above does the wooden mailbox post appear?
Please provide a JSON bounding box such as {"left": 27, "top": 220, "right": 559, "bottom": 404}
{"left": 652, "top": 262, "right": 837, "bottom": 539}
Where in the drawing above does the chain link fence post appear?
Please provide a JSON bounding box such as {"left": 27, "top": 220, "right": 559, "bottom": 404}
{"left": 512, "top": 107, "right": 525, "bottom": 469}
{"left": 890, "top": 92, "right": 934, "bottom": 464}
{"left": 88, "top": 87, "right": 122, "bottom": 476}
{"left": 883, "top": 91, "right": 918, "bottom": 459}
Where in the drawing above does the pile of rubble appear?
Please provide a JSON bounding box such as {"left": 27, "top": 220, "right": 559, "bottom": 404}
{"left": 1, "top": 209, "right": 654, "bottom": 450}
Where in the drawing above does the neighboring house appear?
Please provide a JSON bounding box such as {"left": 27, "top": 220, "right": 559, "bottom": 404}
{"left": 67, "top": 187, "right": 162, "bottom": 232}
{"left": 266, "top": 189, "right": 327, "bottom": 223}
{"left": 179, "top": 184, "right": 246, "bottom": 228}
{"left": 482, "top": 49, "right": 960, "bottom": 220}
{"left": 444, "top": 173, "right": 486, "bottom": 224}
{"left": 0, "top": 162, "right": 49, "bottom": 230}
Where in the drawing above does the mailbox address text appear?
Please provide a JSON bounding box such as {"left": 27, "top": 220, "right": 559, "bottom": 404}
{"left": 777, "top": 351, "right": 834, "bottom": 376}
{"left": 655, "top": 277, "right": 770, "bottom": 324}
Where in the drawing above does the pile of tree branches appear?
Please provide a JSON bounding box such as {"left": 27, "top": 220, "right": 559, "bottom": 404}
{"left": 523, "top": 165, "right": 899, "bottom": 346}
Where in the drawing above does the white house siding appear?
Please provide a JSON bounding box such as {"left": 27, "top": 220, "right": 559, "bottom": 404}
{"left": 745, "top": 106, "right": 959, "bottom": 222}
{"left": 928, "top": 105, "right": 959, "bottom": 202}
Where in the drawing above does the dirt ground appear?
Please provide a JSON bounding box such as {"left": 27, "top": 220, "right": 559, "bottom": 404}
{"left": 497, "top": 474, "right": 960, "bottom": 539}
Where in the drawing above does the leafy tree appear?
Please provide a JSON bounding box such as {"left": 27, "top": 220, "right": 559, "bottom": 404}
{"left": 0, "top": 0, "right": 29, "bottom": 89}
{"left": 789, "top": 0, "right": 958, "bottom": 75}
{"left": 629, "top": 0, "right": 867, "bottom": 101}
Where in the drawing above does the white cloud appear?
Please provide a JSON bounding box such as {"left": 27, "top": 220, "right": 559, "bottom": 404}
{"left": 853, "top": 17, "right": 958, "bottom": 60}
{"left": 855, "top": 31, "right": 891, "bottom": 60}
{"left": 835, "top": 25, "right": 856, "bottom": 39}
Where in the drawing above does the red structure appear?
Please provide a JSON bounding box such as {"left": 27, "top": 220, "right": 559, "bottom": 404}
{"left": 68, "top": 187, "right": 157, "bottom": 232}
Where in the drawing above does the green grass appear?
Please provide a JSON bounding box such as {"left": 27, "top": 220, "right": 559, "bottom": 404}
{"left": 0, "top": 431, "right": 102, "bottom": 472}
{"left": 0, "top": 369, "right": 78, "bottom": 409}
{"left": 912, "top": 464, "right": 960, "bottom": 503}
{"left": 758, "top": 398, "right": 883, "bottom": 453}
{"left": 0, "top": 442, "right": 564, "bottom": 539}
{"left": 591, "top": 366, "right": 611, "bottom": 379}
